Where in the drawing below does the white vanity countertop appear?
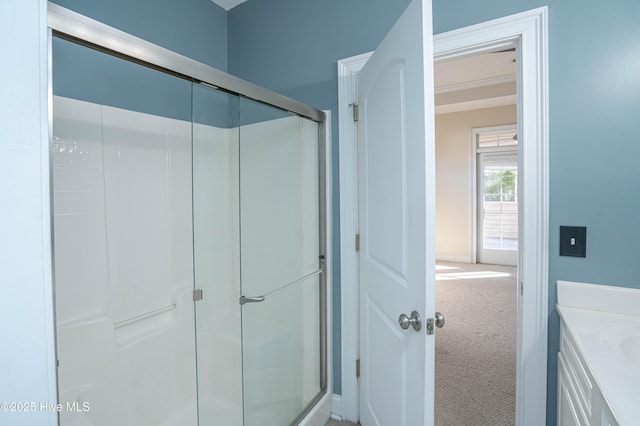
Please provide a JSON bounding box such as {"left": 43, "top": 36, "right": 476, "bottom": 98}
{"left": 557, "top": 280, "right": 640, "bottom": 426}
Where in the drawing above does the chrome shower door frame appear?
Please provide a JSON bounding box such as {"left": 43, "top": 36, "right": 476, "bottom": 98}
{"left": 47, "top": 3, "right": 328, "bottom": 424}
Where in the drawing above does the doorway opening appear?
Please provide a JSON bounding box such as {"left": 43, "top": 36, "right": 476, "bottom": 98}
{"left": 337, "top": 6, "right": 548, "bottom": 425}
{"left": 434, "top": 47, "right": 519, "bottom": 423}
{"left": 434, "top": 261, "right": 516, "bottom": 424}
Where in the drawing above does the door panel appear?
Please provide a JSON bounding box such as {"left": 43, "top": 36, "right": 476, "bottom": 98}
{"left": 358, "top": 0, "right": 435, "bottom": 424}
{"left": 365, "top": 62, "right": 408, "bottom": 281}
{"left": 365, "top": 297, "right": 407, "bottom": 425}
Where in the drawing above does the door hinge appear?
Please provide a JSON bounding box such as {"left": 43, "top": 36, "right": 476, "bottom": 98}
{"left": 352, "top": 103, "right": 359, "bottom": 122}
{"left": 193, "top": 289, "right": 203, "bottom": 302}
{"left": 355, "top": 233, "right": 360, "bottom": 252}
{"left": 520, "top": 281, "right": 523, "bottom": 296}
{"left": 356, "top": 359, "right": 360, "bottom": 378}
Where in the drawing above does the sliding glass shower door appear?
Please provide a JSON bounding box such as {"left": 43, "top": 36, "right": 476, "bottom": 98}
{"left": 52, "top": 37, "right": 199, "bottom": 426}
{"left": 191, "top": 87, "right": 325, "bottom": 425}
{"left": 51, "top": 7, "right": 326, "bottom": 424}
{"left": 237, "top": 98, "right": 322, "bottom": 425}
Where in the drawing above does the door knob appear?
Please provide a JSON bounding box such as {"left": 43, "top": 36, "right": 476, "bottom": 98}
{"left": 398, "top": 311, "right": 421, "bottom": 331}
{"left": 426, "top": 312, "right": 445, "bottom": 335}
{"left": 435, "top": 311, "right": 445, "bottom": 328}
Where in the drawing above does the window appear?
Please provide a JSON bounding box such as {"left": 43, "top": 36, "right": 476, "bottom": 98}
{"left": 474, "top": 126, "right": 518, "bottom": 265}
{"left": 482, "top": 162, "right": 518, "bottom": 250}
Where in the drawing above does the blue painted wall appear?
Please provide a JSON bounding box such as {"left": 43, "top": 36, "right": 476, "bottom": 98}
{"left": 44, "top": 0, "right": 640, "bottom": 422}
{"left": 228, "top": 0, "right": 640, "bottom": 423}
{"left": 53, "top": 37, "right": 194, "bottom": 121}
{"left": 50, "top": 0, "right": 228, "bottom": 71}
{"left": 51, "top": 0, "right": 230, "bottom": 127}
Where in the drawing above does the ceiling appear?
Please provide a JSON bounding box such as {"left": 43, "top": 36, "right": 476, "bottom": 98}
{"left": 434, "top": 50, "right": 517, "bottom": 114}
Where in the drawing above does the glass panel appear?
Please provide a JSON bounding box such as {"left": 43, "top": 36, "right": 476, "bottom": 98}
{"left": 238, "top": 97, "right": 321, "bottom": 425}
{"left": 499, "top": 132, "right": 518, "bottom": 147}
{"left": 52, "top": 38, "right": 197, "bottom": 425}
{"left": 241, "top": 276, "right": 321, "bottom": 426}
{"left": 477, "top": 130, "right": 518, "bottom": 149}
{"left": 478, "top": 133, "right": 498, "bottom": 148}
{"left": 238, "top": 98, "right": 320, "bottom": 298}
{"left": 482, "top": 160, "right": 518, "bottom": 251}
{"left": 192, "top": 83, "right": 243, "bottom": 425}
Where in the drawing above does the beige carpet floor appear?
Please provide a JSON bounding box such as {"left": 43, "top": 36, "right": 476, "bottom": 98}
{"left": 435, "top": 261, "right": 517, "bottom": 426}
{"left": 326, "top": 262, "right": 516, "bottom": 426}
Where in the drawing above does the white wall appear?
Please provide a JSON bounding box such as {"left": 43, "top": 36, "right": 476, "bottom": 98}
{"left": 435, "top": 105, "right": 516, "bottom": 262}
{"left": 0, "top": 1, "right": 58, "bottom": 425}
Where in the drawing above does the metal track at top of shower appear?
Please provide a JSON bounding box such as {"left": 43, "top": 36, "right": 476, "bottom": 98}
{"left": 47, "top": 2, "right": 326, "bottom": 123}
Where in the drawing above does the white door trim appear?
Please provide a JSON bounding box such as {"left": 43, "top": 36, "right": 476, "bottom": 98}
{"left": 337, "top": 6, "right": 548, "bottom": 425}
{"left": 336, "top": 52, "right": 371, "bottom": 422}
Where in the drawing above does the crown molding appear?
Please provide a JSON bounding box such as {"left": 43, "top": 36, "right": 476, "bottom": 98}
{"left": 435, "top": 74, "right": 515, "bottom": 94}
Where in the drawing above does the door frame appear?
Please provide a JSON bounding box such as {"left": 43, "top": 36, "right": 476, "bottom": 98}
{"left": 337, "top": 7, "right": 548, "bottom": 424}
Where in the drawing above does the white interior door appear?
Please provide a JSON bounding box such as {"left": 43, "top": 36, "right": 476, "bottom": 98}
{"left": 357, "top": 0, "right": 435, "bottom": 424}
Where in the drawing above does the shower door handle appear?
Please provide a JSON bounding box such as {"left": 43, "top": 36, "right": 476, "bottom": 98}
{"left": 239, "top": 295, "right": 265, "bottom": 305}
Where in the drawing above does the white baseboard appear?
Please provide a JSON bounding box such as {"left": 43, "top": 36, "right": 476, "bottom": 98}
{"left": 436, "top": 254, "right": 471, "bottom": 263}
{"left": 330, "top": 394, "right": 342, "bottom": 420}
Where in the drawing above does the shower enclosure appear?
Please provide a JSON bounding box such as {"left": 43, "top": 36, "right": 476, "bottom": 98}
{"left": 49, "top": 4, "right": 327, "bottom": 425}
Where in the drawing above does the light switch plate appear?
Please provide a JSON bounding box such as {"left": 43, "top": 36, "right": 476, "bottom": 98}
{"left": 559, "top": 226, "right": 587, "bottom": 257}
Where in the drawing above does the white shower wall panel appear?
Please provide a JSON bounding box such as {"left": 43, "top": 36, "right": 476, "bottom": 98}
{"left": 192, "top": 122, "right": 244, "bottom": 425}
{"left": 192, "top": 123, "right": 240, "bottom": 326}
{"left": 53, "top": 97, "right": 109, "bottom": 324}
{"left": 299, "top": 117, "right": 321, "bottom": 276}
{"left": 53, "top": 96, "right": 321, "bottom": 426}
{"left": 53, "top": 97, "right": 197, "bottom": 327}
{"left": 57, "top": 291, "right": 197, "bottom": 426}
{"left": 240, "top": 116, "right": 322, "bottom": 296}
{"left": 100, "top": 105, "right": 192, "bottom": 325}
{"left": 53, "top": 96, "right": 200, "bottom": 426}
